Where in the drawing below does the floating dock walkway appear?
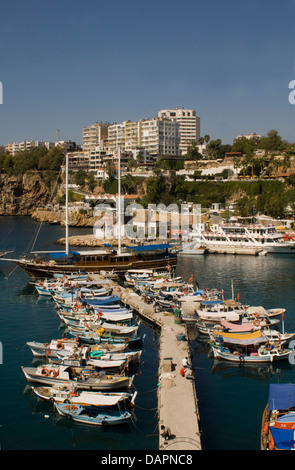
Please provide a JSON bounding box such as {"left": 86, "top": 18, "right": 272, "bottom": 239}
{"left": 108, "top": 280, "right": 202, "bottom": 451}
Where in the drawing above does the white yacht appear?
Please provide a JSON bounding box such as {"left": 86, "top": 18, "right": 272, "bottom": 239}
{"left": 190, "top": 223, "right": 295, "bottom": 254}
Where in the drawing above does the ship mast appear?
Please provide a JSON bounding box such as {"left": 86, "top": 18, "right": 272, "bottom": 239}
{"left": 65, "top": 153, "right": 69, "bottom": 257}
{"left": 118, "top": 147, "right": 121, "bottom": 255}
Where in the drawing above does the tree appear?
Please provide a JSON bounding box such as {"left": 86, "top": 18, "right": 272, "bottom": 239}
{"left": 259, "top": 130, "right": 284, "bottom": 152}
{"left": 185, "top": 141, "right": 203, "bottom": 160}
{"left": 74, "top": 169, "right": 87, "bottom": 186}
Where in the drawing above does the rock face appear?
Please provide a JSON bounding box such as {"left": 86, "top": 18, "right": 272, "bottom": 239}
{"left": 0, "top": 172, "right": 54, "bottom": 215}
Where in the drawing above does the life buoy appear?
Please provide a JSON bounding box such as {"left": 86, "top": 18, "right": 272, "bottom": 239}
{"left": 40, "top": 368, "right": 49, "bottom": 376}
{"left": 56, "top": 342, "right": 64, "bottom": 349}
{"left": 73, "top": 306, "right": 78, "bottom": 313}
{"left": 265, "top": 343, "right": 273, "bottom": 351}
{"left": 49, "top": 369, "right": 58, "bottom": 378}
{"left": 264, "top": 422, "right": 269, "bottom": 435}
{"left": 253, "top": 319, "right": 260, "bottom": 327}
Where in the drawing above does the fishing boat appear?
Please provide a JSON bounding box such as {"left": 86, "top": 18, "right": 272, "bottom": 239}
{"left": 65, "top": 322, "right": 139, "bottom": 339}
{"left": 53, "top": 347, "right": 142, "bottom": 367}
{"left": 210, "top": 330, "right": 293, "bottom": 363}
{"left": 54, "top": 402, "right": 132, "bottom": 426}
{"left": 27, "top": 338, "right": 127, "bottom": 358}
{"left": 21, "top": 364, "right": 134, "bottom": 391}
{"left": 67, "top": 329, "right": 146, "bottom": 347}
{"left": 261, "top": 384, "right": 295, "bottom": 450}
{"left": 31, "top": 383, "right": 137, "bottom": 408}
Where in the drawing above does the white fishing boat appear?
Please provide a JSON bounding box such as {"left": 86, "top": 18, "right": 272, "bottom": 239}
{"left": 31, "top": 383, "right": 137, "bottom": 408}
{"left": 26, "top": 338, "right": 127, "bottom": 358}
{"left": 210, "top": 329, "right": 294, "bottom": 363}
{"left": 21, "top": 364, "right": 134, "bottom": 390}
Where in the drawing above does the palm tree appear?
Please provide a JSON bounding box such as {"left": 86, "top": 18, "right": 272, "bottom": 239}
{"left": 204, "top": 135, "right": 210, "bottom": 144}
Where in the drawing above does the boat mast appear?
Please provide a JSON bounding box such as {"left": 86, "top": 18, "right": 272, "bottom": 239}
{"left": 65, "top": 153, "right": 69, "bottom": 257}
{"left": 118, "top": 147, "right": 121, "bottom": 255}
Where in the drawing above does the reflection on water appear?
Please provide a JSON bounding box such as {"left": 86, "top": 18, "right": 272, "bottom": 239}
{"left": 1, "top": 217, "right": 295, "bottom": 449}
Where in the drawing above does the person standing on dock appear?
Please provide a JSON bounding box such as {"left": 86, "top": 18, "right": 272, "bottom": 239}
{"left": 160, "top": 425, "right": 171, "bottom": 442}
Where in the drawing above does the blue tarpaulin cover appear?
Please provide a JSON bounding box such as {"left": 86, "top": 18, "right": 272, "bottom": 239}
{"left": 49, "top": 251, "right": 80, "bottom": 259}
{"left": 128, "top": 244, "right": 172, "bottom": 252}
{"left": 82, "top": 296, "right": 121, "bottom": 306}
{"left": 270, "top": 427, "right": 295, "bottom": 450}
{"left": 268, "top": 384, "right": 295, "bottom": 412}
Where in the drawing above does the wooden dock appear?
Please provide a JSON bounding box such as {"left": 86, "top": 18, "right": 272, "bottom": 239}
{"left": 110, "top": 281, "right": 202, "bottom": 451}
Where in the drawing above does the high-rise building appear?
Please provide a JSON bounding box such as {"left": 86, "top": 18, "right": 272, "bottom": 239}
{"left": 82, "top": 122, "right": 109, "bottom": 151}
{"left": 107, "top": 122, "right": 126, "bottom": 154}
{"left": 108, "top": 118, "right": 179, "bottom": 157}
{"left": 157, "top": 108, "right": 200, "bottom": 155}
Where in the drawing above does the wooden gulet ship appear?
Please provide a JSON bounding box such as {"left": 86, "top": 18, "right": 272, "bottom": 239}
{"left": 2, "top": 151, "right": 177, "bottom": 278}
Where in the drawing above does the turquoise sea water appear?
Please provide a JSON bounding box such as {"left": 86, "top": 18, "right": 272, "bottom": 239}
{"left": 0, "top": 216, "right": 295, "bottom": 450}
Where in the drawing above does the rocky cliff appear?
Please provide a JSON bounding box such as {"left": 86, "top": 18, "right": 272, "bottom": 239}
{"left": 0, "top": 172, "right": 55, "bottom": 215}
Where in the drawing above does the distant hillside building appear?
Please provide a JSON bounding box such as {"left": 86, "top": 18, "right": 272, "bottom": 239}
{"left": 82, "top": 122, "right": 109, "bottom": 151}
{"left": 157, "top": 108, "right": 200, "bottom": 155}
{"left": 236, "top": 133, "right": 262, "bottom": 140}
{"left": 5, "top": 140, "right": 55, "bottom": 156}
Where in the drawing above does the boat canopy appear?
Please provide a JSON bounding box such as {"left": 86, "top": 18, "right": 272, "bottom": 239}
{"left": 128, "top": 244, "right": 172, "bottom": 252}
{"left": 268, "top": 384, "right": 295, "bottom": 412}
{"left": 220, "top": 320, "right": 254, "bottom": 332}
{"left": 270, "top": 427, "right": 295, "bottom": 450}
{"left": 83, "top": 296, "right": 121, "bottom": 306}
{"left": 213, "top": 329, "right": 268, "bottom": 345}
{"left": 201, "top": 300, "right": 223, "bottom": 305}
{"left": 49, "top": 251, "right": 80, "bottom": 260}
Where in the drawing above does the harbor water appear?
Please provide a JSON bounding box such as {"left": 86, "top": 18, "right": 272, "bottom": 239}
{"left": 1, "top": 216, "right": 295, "bottom": 450}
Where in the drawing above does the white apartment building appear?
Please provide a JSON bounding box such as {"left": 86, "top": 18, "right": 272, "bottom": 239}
{"left": 5, "top": 140, "right": 55, "bottom": 156}
{"left": 140, "top": 118, "right": 179, "bottom": 156}
{"left": 107, "top": 117, "right": 179, "bottom": 157}
{"left": 236, "top": 133, "right": 263, "bottom": 140}
{"left": 107, "top": 122, "right": 126, "bottom": 154}
{"left": 157, "top": 108, "right": 200, "bottom": 155}
{"left": 82, "top": 122, "right": 109, "bottom": 151}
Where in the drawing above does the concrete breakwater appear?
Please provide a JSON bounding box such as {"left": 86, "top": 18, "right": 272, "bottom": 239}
{"left": 108, "top": 280, "right": 202, "bottom": 450}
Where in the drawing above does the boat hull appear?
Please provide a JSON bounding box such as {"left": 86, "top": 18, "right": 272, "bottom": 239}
{"left": 212, "top": 347, "right": 291, "bottom": 363}
{"left": 21, "top": 366, "right": 133, "bottom": 391}
{"left": 55, "top": 403, "right": 132, "bottom": 426}
{"left": 15, "top": 254, "right": 177, "bottom": 278}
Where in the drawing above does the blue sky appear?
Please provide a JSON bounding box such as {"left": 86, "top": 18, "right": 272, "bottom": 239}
{"left": 1, "top": 0, "right": 295, "bottom": 146}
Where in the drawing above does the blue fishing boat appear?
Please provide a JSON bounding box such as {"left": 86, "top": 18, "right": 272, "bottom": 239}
{"left": 54, "top": 402, "right": 132, "bottom": 426}
{"left": 261, "top": 384, "right": 295, "bottom": 450}
{"left": 67, "top": 329, "right": 146, "bottom": 347}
